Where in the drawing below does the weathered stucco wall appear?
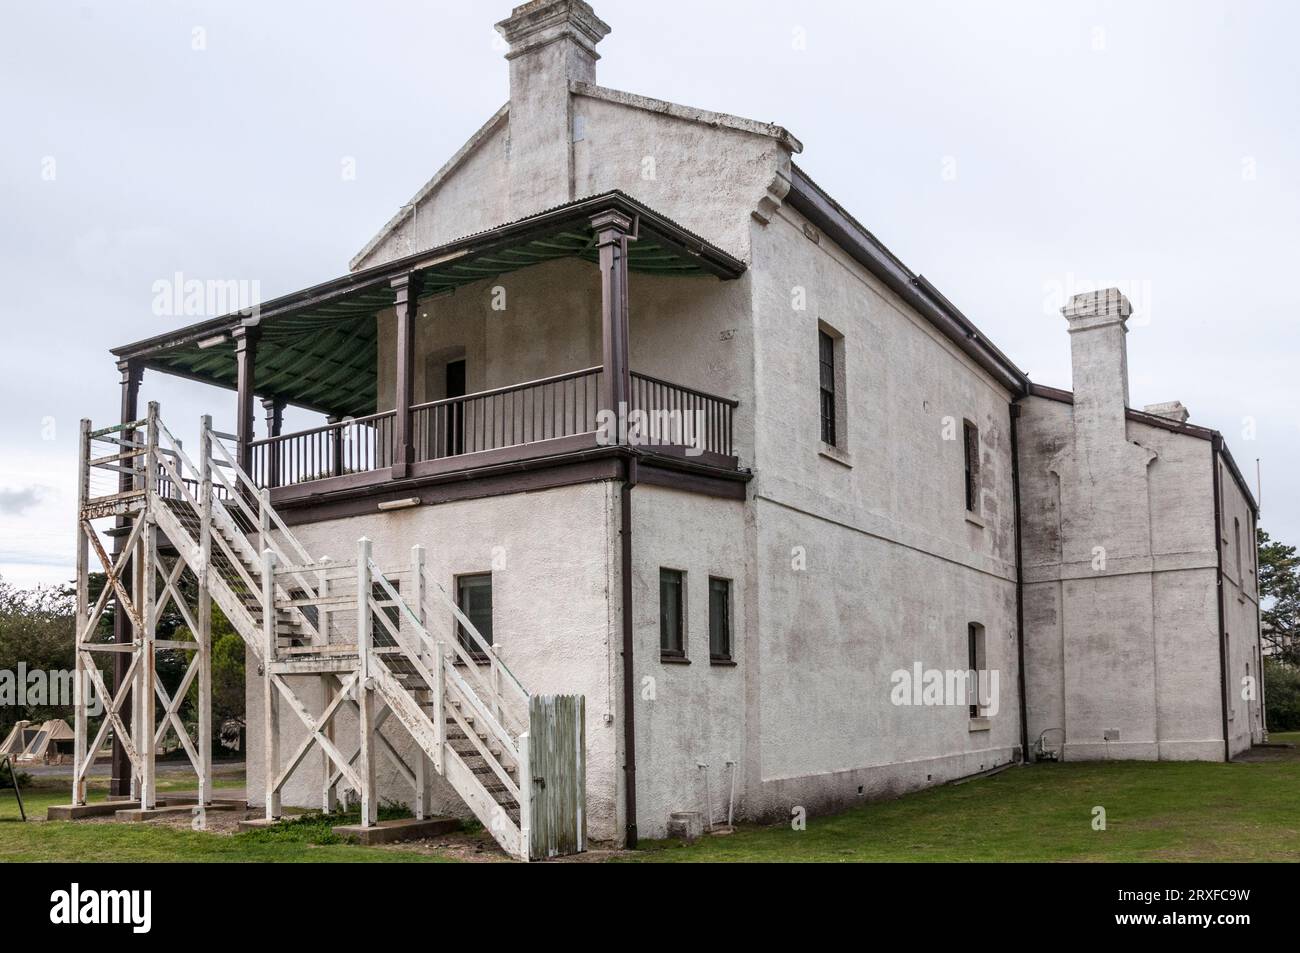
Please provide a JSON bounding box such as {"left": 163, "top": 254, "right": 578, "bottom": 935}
{"left": 740, "top": 205, "right": 1022, "bottom": 821}
{"left": 356, "top": 87, "right": 792, "bottom": 273}
{"left": 245, "top": 481, "right": 624, "bottom": 841}
{"left": 629, "top": 485, "right": 749, "bottom": 838}
{"left": 1017, "top": 394, "right": 1231, "bottom": 761}
{"left": 572, "top": 90, "right": 791, "bottom": 263}
{"left": 1218, "top": 453, "right": 1264, "bottom": 753}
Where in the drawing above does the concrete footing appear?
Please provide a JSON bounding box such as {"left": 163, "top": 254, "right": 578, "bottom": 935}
{"left": 114, "top": 802, "right": 245, "bottom": 822}
{"left": 331, "top": 816, "right": 460, "bottom": 845}
{"left": 47, "top": 801, "right": 141, "bottom": 821}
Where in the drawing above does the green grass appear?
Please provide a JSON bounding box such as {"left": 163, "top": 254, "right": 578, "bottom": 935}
{"left": 5, "top": 750, "right": 1298, "bottom": 862}
{"left": 0, "top": 778, "right": 456, "bottom": 863}
{"left": 628, "top": 756, "right": 1300, "bottom": 863}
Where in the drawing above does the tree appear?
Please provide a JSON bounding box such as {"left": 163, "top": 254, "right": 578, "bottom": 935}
{"left": 0, "top": 578, "right": 76, "bottom": 735}
{"left": 1258, "top": 528, "right": 1300, "bottom": 666}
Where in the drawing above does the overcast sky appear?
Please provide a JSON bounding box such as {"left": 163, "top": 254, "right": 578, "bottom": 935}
{"left": 2, "top": 0, "right": 1296, "bottom": 587}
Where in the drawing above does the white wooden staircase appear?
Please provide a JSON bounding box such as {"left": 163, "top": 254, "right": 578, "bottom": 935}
{"left": 74, "top": 404, "right": 586, "bottom": 861}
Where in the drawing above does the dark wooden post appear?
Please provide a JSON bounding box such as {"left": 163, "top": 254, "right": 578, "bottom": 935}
{"left": 110, "top": 358, "right": 142, "bottom": 797}
{"left": 592, "top": 210, "right": 633, "bottom": 444}
{"left": 234, "top": 326, "right": 259, "bottom": 475}
{"left": 391, "top": 273, "right": 421, "bottom": 479}
{"left": 328, "top": 415, "right": 346, "bottom": 477}
{"left": 262, "top": 397, "right": 284, "bottom": 487}
{"left": 592, "top": 209, "right": 637, "bottom": 847}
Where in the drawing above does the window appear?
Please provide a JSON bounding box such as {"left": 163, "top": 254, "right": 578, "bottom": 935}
{"left": 963, "top": 420, "right": 980, "bottom": 513}
{"left": 708, "top": 577, "right": 732, "bottom": 662}
{"left": 967, "top": 622, "right": 986, "bottom": 717}
{"left": 818, "top": 330, "right": 837, "bottom": 446}
{"left": 1234, "top": 517, "right": 1242, "bottom": 581}
{"left": 456, "top": 573, "right": 493, "bottom": 657}
{"left": 659, "top": 568, "right": 685, "bottom": 659}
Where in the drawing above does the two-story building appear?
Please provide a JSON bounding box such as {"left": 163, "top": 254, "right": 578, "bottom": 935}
{"left": 93, "top": 0, "right": 1263, "bottom": 848}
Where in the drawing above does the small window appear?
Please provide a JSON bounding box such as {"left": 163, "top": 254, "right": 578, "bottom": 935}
{"left": 456, "top": 573, "right": 493, "bottom": 656}
{"left": 708, "top": 577, "right": 732, "bottom": 662}
{"left": 963, "top": 420, "right": 980, "bottom": 513}
{"left": 818, "top": 330, "right": 837, "bottom": 446}
{"left": 1234, "top": 517, "right": 1242, "bottom": 581}
{"left": 967, "top": 622, "right": 986, "bottom": 717}
{"left": 660, "top": 568, "right": 685, "bottom": 659}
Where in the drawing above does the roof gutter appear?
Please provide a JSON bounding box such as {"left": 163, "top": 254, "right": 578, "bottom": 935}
{"left": 786, "top": 166, "right": 1028, "bottom": 396}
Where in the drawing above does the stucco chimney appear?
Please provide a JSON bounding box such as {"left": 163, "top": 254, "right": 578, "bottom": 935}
{"left": 1062, "top": 288, "right": 1133, "bottom": 440}
{"left": 496, "top": 1, "right": 611, "bottom": 218}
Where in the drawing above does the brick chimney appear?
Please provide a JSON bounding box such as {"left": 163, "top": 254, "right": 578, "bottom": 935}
{"left": 1062, "top": 288, "right": 1133, "bottom": 442}
{"left": 496, "top": 0, "right": 611, "bottom": 219}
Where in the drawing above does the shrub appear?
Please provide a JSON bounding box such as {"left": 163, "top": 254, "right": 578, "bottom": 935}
{"left": 0, "top": 759, "right": 31, "bottom": 789}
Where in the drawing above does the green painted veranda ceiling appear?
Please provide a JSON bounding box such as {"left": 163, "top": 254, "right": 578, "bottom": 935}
{"left": 125, "top": 193, "right": 744, "bottom": 419}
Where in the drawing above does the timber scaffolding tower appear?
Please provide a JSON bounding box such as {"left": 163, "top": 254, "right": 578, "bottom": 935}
{"left": 73, "top": 402, "right": 587, "bottom": 861}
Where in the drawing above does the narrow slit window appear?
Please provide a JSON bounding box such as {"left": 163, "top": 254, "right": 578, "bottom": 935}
{"left": 708, "top": 577, "right": 732, "bottom": 661}
{"left": 819, "top": 330, "right": 837, "bottom": 446}
{"left": 967, "top": 622, "right": 986, "bottom": 717}
{"left": 963, "top": 420, "right": 980, "bottom": 513}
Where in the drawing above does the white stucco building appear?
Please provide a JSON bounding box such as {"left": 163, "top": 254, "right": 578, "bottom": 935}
{"left": 102, "top": 1, "right": 1263, "bottom": 848}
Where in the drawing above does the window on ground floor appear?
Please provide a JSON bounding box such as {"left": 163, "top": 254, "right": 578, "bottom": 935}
{"left": 660, "top": 568, "right": 685, "bottom": 659}
{"left": 968, "top": 622, "right": 986, "bottom": 717}
{"left": 708, "top": 576, "right": 732, "bottom": 662}
{"left": 456, "top": 573, "right": 493, "bottom": 657}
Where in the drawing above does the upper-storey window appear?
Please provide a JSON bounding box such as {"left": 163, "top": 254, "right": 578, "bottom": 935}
{"left": 818, "top": 329, "right": 837, "bottom": 446}
{"left": 1234, "top": 517, "right": 1243, "bottom": 582}
{"left": 963, "top": 420, "right": 980, "bottom": 513}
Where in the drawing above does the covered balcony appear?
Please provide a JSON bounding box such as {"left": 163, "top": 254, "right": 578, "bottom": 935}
{"left": 110, "top": 193, "right": 751, "bottom": 521}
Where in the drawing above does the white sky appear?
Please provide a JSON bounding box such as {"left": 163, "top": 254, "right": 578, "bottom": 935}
{"left": 2, "top": 0, "right": 1296, "bottom": 588}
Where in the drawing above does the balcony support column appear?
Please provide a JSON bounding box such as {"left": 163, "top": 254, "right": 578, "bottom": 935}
{"left": 110, "top": 358, "right": 142, "bottom": 798}
{"left": 593, "top": 210, "right": 634, "bottom": 444}
{"left": 391, "top": 273, "right": 422, "bottom": 479}
{"left": 234, "top": 326, "right": 260, "bottom": 475}
{"left": 262, "top": 397, "right": 285, "bottom": 488}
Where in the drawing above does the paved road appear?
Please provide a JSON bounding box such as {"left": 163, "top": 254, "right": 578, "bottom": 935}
{"left": 20, "top": 760, "right": 245, "bottom": 779}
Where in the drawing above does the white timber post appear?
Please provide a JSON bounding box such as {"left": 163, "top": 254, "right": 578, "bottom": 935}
{"left": 357, "top": 537, "right": 377, "bottom": 828}
{"left": 140, "top": 402, "right": 160, "bottom": 810}
{"left": 518, "top": 730, "right": 532, "bottom": 863}
{"left": 73, "top": 419, "right": 91, "bottom": 806}
{"left": 259, "top": 487, "right": 271, "bottom": 551}
{"left": 411, "top": 544, "right": 432, "bottom": 819}
{"left": 433, "top": 645, "right": 447, "bottom": 775}
{"left": 197, "top": 415, "right": 214, "bottom": 807}
{"left": 318, "top": 557, "right": 336, "bottom": 812}
{"left": 262, "top": 547, "right": 281, "bottom": 819}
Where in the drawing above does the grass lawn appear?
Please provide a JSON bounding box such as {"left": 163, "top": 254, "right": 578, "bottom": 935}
{"left": 4, "top": 743, "right": 1298, "bottom": 862}
{"left": 0, "top": 776, "right": 454, "bottom": 863}
{"left": 629, "top": 749, "right": 1300, "bottom": 863}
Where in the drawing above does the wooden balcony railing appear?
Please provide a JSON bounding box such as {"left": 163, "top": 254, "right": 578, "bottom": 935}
{"left": 412, "top": 366, "right": 603, "bottom": 462}
{"left": 250, "top": 411, "right": 395, "bottom": 489}
{"left": 629, "top": 371, "right": 736, "bottom": 457}
{"left": 252, "top": 368, "right": 737, "bottom": 491}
